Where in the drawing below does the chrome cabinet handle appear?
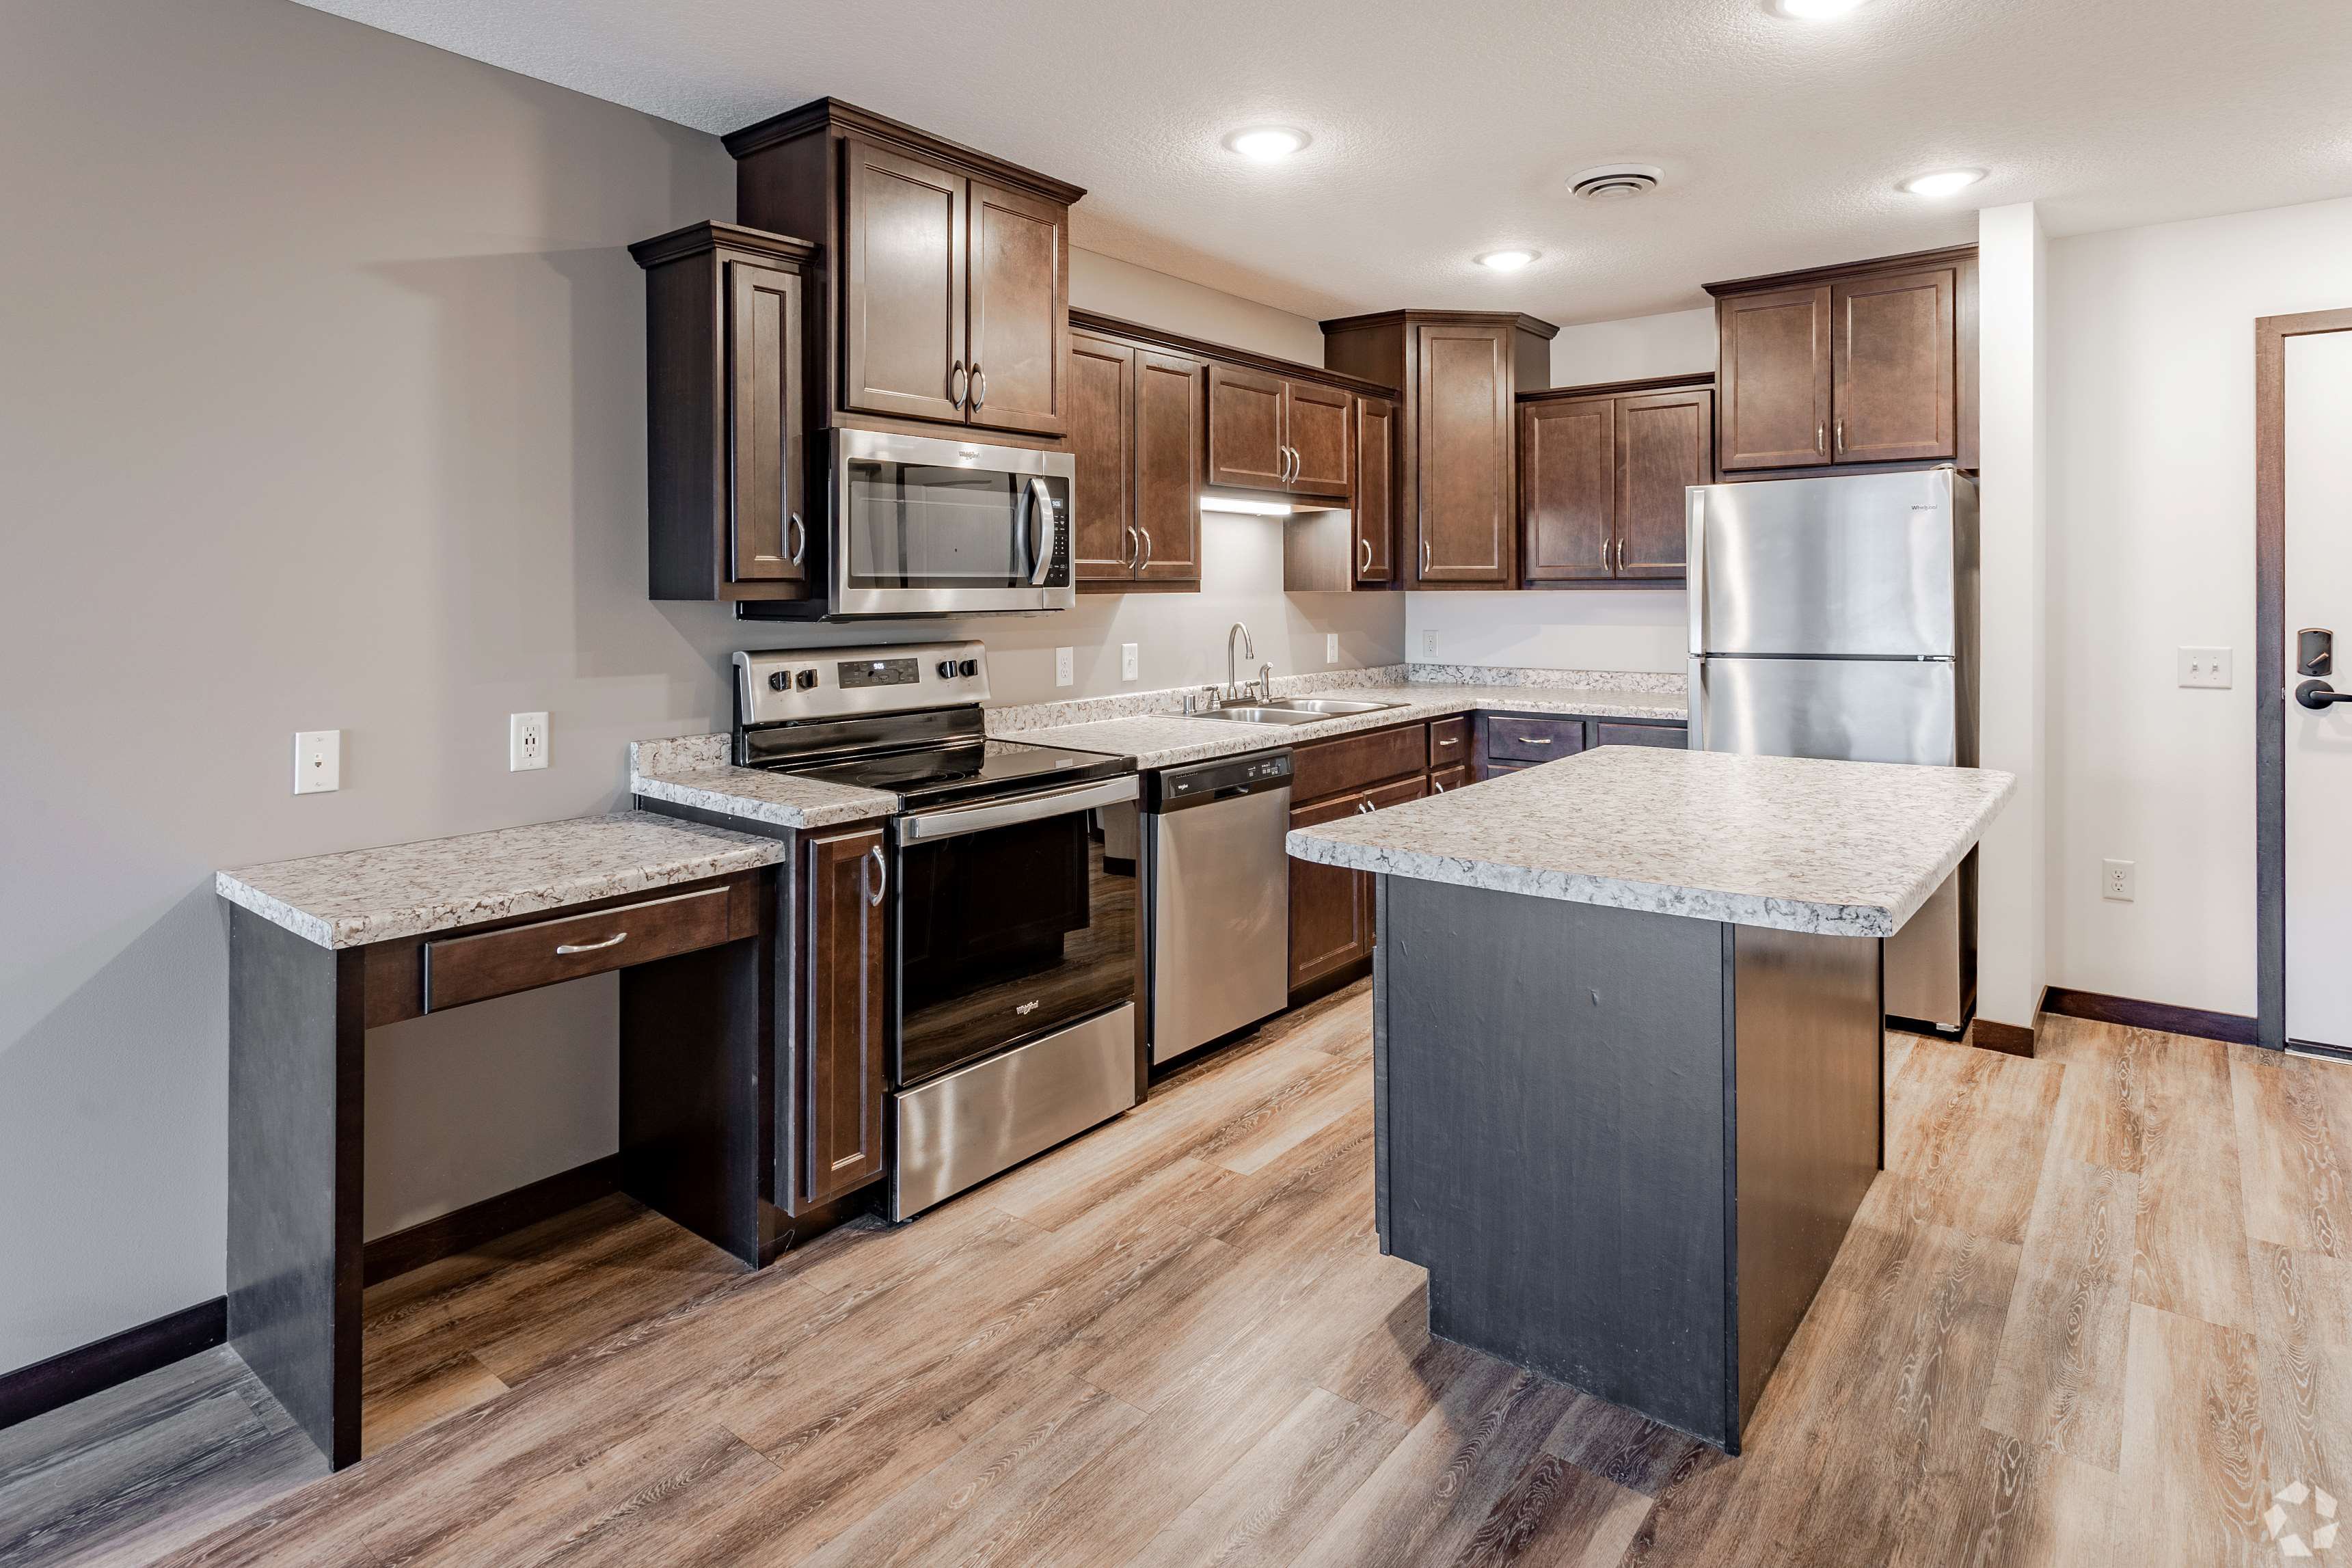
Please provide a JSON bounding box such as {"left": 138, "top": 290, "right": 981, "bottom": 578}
{"left": 1137, "top": 526, "right": 1153, "bottom": 573}
{"left": 971, "top": 364, "right": 987, "bottom": 409}
{"left": 1614, "top": 539, "right": 1625, "bottom": 573}
{"left": 1816, "top": 422, "right": 1824, "bottom": 453}
{"left": 1355, "top": 799, "right": 1374, "bottom": 814}
{"left": 1834, "top": 418, "right": 1844, "bottom": 455}
{"left": 1436, "top": 735, "right": 1459, "bottom": 747}
{"left": 863, "top": 844, "right": 887, "bottom": 906}
{"left": 1420, "top": 538, "right": 1432, "bottom": 577}
{"left": 1122, "top": 524, "right": 1139, "bottom": 571}
{"left": 787, "top": 512, "right": 806, "bottom": 566}
{"left": 1360, "top": 536, "right": 1373, "bottom": 575}
{"left": 1026, "top": 476, "right": 1057, "bottom": 586}
{"left": 1432, "top": 778, "right": 1446, "bottom": 792}
{"left": 950, "top": 360, "right": 969, "bottom": 407}
{"left": 555, "top": 932, "right": 627, "bottom": 956}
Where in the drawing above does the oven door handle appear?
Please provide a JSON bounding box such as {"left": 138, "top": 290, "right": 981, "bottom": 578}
{"left": 1026, "top": 476, "right": 1057, "bottom": 587}
{"left": 899, "top": 774, "right": 1138, "bottom": 842}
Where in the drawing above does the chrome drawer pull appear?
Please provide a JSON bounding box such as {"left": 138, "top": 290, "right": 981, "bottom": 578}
{"left": 865, "top": 844, "right": 887, "bottom": 906}
{"left": 1524, "top": 737, "right": 1552, "bottom": 746}
{"left": 555, "top": 932, "right": 627, "bottom": 956}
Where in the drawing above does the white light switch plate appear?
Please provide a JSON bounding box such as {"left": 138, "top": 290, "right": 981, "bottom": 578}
{"left": 1055, "top": 647, "right": 1074, "bottom": 687}
{"left": 1120, "top": 643, "right": 1139, "bottom": 681}
{"left": 510, "top": 712, "right": 548, "bottom": 771}
{"left": 293, "top": 730, "right": 341, "bottom": 794}
{"left": 2177, "top": 647, "right": 2232, "bottom": 688}
{"left": 2103, "top": 858, "right": 2135, "bottom": 902}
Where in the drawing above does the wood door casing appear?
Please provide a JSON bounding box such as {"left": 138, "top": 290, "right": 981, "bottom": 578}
{"left": 1066, "top": 331, "right": 1134, "bottom": 582}
{"left": 1354, "top": 395, "right": 1395, "bottom": 583}
{"left": 1718, "top": 285, "right": 1832, "bottom": 471}
{"left": 840, "top": 137, "right": 967, "bottom": 425}
{"left": 1614, "top": 388, "right": 1712, "bottom": 578}
{"left": 1414, "top": 323, "right": 1515, "bottom": 583}
{"left": 802, "top": 826, "right": 885, "bottom": 1206}
{"left": 1833, "top": 267, "right": 1956, "bottom": 463}
{"left": 1133, "top": 349, "right": 1204, "bottom": 582}
{"left": 726, "top": 260, "right": 806, "bottom": 583}
{"left": 1521, "top": 394, "right": 1616, "bottom": 582}
{"left": 965, "top": 178, "right": 1066, "bottom": 436}
{"left": 1206, "top": 362, "right": 1288, "bottom": 489}
{"left": 1285, "top": 379, "right": 1352, "bottom": 498}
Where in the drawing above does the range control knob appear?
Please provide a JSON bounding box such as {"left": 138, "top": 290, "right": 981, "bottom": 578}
{"left": 936, "top": 660, "right": 958, "bottom": 679}
{"left": 794, "top": 669, "right": 817, "bottom": 691}
{"left": 767, "top": 671, "right": 790, "bottom": 692}
{"left": 958, "top": 658, "right": 979, "bottom": 677}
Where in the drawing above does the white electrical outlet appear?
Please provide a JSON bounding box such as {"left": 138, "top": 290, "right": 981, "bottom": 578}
{"left": 1055, "top": 647, "right": 1074, "bottom": 688}
{"left": 1422, "top": 630, "right": 1438, "bottom": 657}
{"left": 2102, "top": 858, "right": 2135, "bottom": 902}
{"left": 1327, "top": 632, "right": 1339, "bottom": 664}
{"left": 1121, "top": 643, "right": 1139, "bottom": 681}
{"left": 2177, "top": 647, "right": 2233, "bottom": 689}
{"left": 293, "top": 730, "right": 341, "bottom": 794}
{"left": 509, "top": 712, "right": 548, "bottom": 772}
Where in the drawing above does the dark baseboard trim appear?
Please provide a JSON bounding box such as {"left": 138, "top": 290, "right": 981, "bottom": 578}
{"left": 363, "top": 1153, "right": 623, "bottom": 1286}
{"left": 0, "top": 1297, "right": 226, "bottom": 1432}
{"left": 2040, "top": 986, "right": 2259, "bottom": 1048}
{"left": 1966, "top": 1018, "right": 2037, "bottom": 1058}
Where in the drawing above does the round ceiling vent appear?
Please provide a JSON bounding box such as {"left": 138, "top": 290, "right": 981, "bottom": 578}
{"left": 1569, "top": 163, "right": 1664, "bottom": 202}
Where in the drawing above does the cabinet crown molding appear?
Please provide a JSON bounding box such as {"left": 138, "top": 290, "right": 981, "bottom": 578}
{"left": 722, "top": 96, "right": 1087, "bottom": 207}
{"left": 1703, "top": 243, "right": 1977, "bottom": 298}
{"left": 1317, "top": 308, "right": 1560, "bottom": 340}
{"left": 628, "top": 220, "right": 817, "bottom": 271}
{"left": 1070, "top": 309, "right": 1397, "bottom": 401}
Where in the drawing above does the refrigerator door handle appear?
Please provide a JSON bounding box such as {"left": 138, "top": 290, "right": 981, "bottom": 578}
{"left": 1686, "top": 487, "right": 1708, "bottom": 656}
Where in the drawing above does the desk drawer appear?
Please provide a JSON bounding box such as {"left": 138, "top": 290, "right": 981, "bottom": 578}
{"left": 1427, "top": 716, "right": 1470, "bottom": 766}
{"left": 424, "top": 885, "right": 738, "bottom": 1012}
{"left": 1293, "top": 722, "right": 1429, "bottom": 803}
{"left": 1487, "top": 715, "right": 1585, "bottom": 763}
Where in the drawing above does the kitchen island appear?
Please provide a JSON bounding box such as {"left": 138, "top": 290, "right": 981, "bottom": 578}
{"left": 1287, "top": 745, "right": 2013, "bottom": 1451}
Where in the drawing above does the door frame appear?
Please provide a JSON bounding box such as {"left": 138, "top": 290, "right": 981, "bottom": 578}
{"left": 2254, "top": 307, "right": 2352, "bottom": 1052}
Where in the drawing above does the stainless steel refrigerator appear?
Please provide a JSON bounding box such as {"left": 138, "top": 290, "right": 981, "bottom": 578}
{"left": 1687, "top": 466, "right": 1981, "bottom": 1032}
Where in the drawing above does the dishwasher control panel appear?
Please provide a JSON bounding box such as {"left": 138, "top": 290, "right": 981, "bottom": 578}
{"left": 1148, "top": 749, "right": 1293, "bottom": 811}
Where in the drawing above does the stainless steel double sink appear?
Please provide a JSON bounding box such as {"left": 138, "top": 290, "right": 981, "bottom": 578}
{"left": 1193, "top": 697, "right": 1405, "bottom": 726}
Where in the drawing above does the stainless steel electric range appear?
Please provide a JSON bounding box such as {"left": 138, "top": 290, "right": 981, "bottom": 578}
{"left": 733, "top": 640, "right": 1141, "bottom": 1220}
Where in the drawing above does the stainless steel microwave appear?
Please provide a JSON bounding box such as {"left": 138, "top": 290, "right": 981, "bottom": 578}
{"left": 815, "top": 427, "right": 1074, "bottom": 618}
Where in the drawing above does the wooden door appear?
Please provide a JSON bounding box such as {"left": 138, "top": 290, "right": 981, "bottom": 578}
{"left": 965, "top": 179, "right": 1067, "bottom": 437}
{"left": 1414, "top": 323, "right": 1515, "bottom": 583}
{"left": 1133, "top": 349, "right": 1204, "bottom": 583}
{"left": 1354, "top": 395, "right": 1395, "bottom": 584}
{"left": 1206, "top": 362, "right": 1288, "bottom": 489}
{"left": 1614, "top": 388, "right": 1712, "bottom": 579}
{"left": 841, "top": 137, "right": 967, "bottom": 425}
{"left": 1833, "top": 267, "right": 1956, "bottom": 463}
{"left": 1520, "top": 394, "right": 1617, "bottom": 582}
{"left": 726, "top": 261, "right": 807, "bottom": 584}
{"left": 1717, "top": 285, "right": 1832, "bottom": 471}
{"left": 802, "top": 826, "right": 886, "bottom": 1206}
{"left": 1288, "top": 791, "right": 1374, "bottom": 992}
{"left": 1285, "top": 380, "right": 1352, "bottom": 498}
{"left": 1066, "top": 332, "right": 1135, "bottom": 583}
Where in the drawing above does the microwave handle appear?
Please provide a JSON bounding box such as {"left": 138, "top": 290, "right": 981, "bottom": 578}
{"left": 1027, "top": 476, "right": 1057, "bottom": 587}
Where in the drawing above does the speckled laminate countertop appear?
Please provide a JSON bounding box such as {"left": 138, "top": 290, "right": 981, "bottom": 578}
{"left": 1285, "top": 747, "right": 2013, "bottom": 938}
{"left": 627, "top": 737, "right": 898, "bottom": 830}
{"left": 216, "top": 810, "right": 790, "bottom": 949}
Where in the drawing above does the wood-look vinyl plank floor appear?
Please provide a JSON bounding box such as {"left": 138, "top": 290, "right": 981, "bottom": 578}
{"left": 3, "top": 990, "right": 2349, "bottom": 1568}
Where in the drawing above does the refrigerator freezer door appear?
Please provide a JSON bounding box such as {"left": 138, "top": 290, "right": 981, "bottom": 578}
{"left": 1689, "top": 469, "right": 1962, "bottom": 658}
{"left": 1692, "top": 656, "right": 1957, "bottom": 766}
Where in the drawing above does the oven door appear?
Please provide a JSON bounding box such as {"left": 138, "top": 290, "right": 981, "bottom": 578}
{"left": 892, "top": 775, "right": 1139, "bottom": 1087}
{"left": 833, "top": 427, "right": 1074, "bottom": 617}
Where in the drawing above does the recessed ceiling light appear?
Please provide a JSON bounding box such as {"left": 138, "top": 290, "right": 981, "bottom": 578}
{"left": 1476, "top": 249, "right": 1539, "bottom": 272}
{"left": 1771, "top": 0, "right": 1867, "bottom": 16}
{"left": 1224, "top": 126, "right": 1308, "bottom": 163}
{"left": 1900, "top": 167, "right": 1986, "bottom": 198}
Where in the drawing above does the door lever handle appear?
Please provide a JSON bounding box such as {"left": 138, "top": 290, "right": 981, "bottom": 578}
{"left": 2297, "top": 679, "right": 2352, "bottom": 710}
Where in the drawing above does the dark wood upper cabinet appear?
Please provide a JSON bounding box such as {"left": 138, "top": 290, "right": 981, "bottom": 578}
{"left": 632, "top": 221, "right": 817, "bottom": 604}
{"left": 1284, "top": 380, "right": 1352, "bottom": 499}
{"left": 1066, "top": 329, "right": 1135, "bottom": 582}
{"left": 1322, "top": 310, "right": 1556, "bottom": 591}
{"left": 800, "top": 825, "right": 886, "bottom": 1210}
{"left": 1354, "top": 394, "right": 1396, "bottom": 584}
{"left": 1707, "top": 245, "right": 1977, "bottom": 476}
{"left": 1521, "top": 394, "right": 1617, "bottom": 582}
{"left": 1133, "top": 349, "right": 1204, "bottom": 583}
{"left": 1615, "top": 386, "right": 1712, "bottom": 578}
{"left": 1206, "top": 362, "right": 1288, "bottom": 489}
{"left": 1832, "top": 267, "right": 1956, "bottom": 463}
{"left": 727, "top": 99, "right": 1082, "bottom": 443}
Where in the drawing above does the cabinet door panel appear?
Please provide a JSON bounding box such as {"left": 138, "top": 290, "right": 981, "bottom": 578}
{"left": 1415, "top": 324, "right": 1515, "bottom": 582}
{"left": 1134, "top": 349, "right": 1205, "bottom": 583}
{"left": 1288, "top": 791, "right": 1373, "bottom": 991}
{"left": 802, "top": 826, "right": 886, "bottom": 1206}
{"left": 1206, "top": 363, "right": 1288, "bottom": 489}
{"left": 1718, "top": 286, "right": 1832, "bottom": 471}
{"left": 966, "top": 179, "right": 1067, "bottom": 436}
{"left": 727, "top": 261, "right": 806, "bottom": 583}
{"left": 1067, "top": 332, "right": 1134, "bottom": 582}
{"left": 1285, "top": 380, "right": 1352, "bottom": 498}
{"left": 1354, "top": 395, "right": 1395, "bottom": 583}
{"left": 1521, "top": 394, "right": 1617, "bottom": 582}
{"left": 1833, "top": 267, "right": 1956, "bottom": 463}
{"left": 841, "top": 139, "right": 967, "bottom": 424}
{"left": 1614, "top": 388, "right": 1711, "bottom": 579}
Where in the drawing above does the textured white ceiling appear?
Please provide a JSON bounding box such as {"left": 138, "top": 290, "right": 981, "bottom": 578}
{"left": 293, "top": 0, "right": 2352, "bottom": 325}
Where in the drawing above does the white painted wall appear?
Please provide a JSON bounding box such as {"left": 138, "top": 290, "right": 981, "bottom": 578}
{"left": 2045, "top": 194, "right": 2352, "bottom": 1017}
{"left": 1072, "top": 248, "right": 1328, "bottom": 366}
{"left": 1548, "top": 306, "right": 1716, "bottom": 388}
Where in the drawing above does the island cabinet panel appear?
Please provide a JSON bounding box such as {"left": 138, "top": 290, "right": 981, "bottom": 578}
{"left": 1717, "top": 285, "right": 1832, "bottom": 471}
{"left": 1206, "top": 363, "right": 1288, "bottom": 489}
{"left": 841, "top": 138, "right": 969, "bottom": 426}
{"left": 799, "top": 826, "right": 886, "bottom": 1208}
{"left": 1831, "top": 267, "right": 1956, "bottom": 463}
{"left": 1066, "top": 331, "right": 1135, "bottom": 582}
{"left": 1132, "top": 350, "right": 1204, "bottom": 582}
{"left": 1353, "top": 395, "right": 1396, "bottom": 584}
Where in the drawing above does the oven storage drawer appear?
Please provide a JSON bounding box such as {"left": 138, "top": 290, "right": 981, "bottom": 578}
{"left": 422, "top": 885, "right": 744, "bottom": 1012}
{"left": 890, "top": 1003, "right": 1138, "bottom": 1219}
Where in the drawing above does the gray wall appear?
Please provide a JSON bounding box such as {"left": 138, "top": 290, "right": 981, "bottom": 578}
{"left": 0, "top": 0, "right": 1400, "bottom": 1373}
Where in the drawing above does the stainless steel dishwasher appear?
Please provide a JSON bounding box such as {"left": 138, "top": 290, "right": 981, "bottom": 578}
{"left": 1141, "top": 748, "right": 1294, "bottom": 1065}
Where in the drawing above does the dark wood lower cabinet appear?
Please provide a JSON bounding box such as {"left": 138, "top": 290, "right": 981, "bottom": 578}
{"left": 1288, "top": 792, "right": 1377, "bottom": 995}
{"left": 799, "top": 826, "right": 886, "bottom": 1209}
